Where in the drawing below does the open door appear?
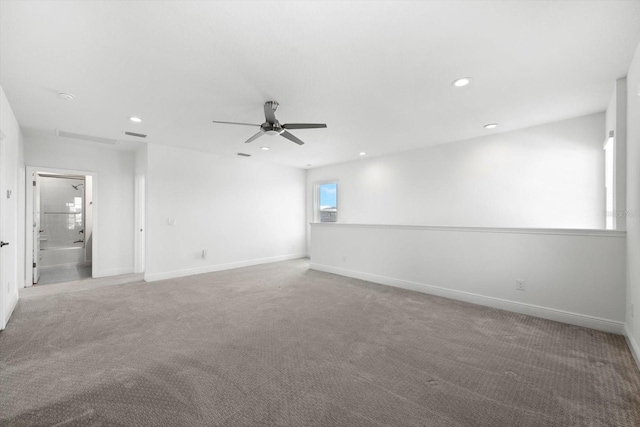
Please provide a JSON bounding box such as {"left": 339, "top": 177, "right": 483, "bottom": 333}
{"left": 32, "top": 172, "right": 41, "bottom": 284}
{"left": 0, "top": 132, "right": 6, "bottom": 327}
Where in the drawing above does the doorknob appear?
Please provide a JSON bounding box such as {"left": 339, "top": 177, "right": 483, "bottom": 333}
{"left": 0, "top": 241, "right": 9, "bottom": 247}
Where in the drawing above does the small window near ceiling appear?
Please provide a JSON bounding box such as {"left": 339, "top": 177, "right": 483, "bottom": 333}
{"left": 604, "top": 131, "right": 614, "bottom": 230}
{"left": 315, "top": 182, "right": 338, "bottom": 222}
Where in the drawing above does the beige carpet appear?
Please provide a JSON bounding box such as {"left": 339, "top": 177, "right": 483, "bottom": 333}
{"left": 1, "top": 259, "right": 639, "bottom": 426}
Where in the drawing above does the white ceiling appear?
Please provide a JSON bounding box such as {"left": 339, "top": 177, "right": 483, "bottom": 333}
{"left": 1, "top": 1, "right": 640, "bottom": 168}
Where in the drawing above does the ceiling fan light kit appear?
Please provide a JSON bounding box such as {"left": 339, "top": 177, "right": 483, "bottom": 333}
{"left": 212, "top": 101, "right": 327, "bottom": 146}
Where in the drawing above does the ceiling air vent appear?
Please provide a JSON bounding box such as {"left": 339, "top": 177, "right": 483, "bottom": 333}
{"left": 236, "top": 153, "right": 251, "bottom": 157}
{"left": 124, "top": 131, "right": 147, "bottom": 138}
{"left": 55, "top": 129, "right": 117, "bottom": 145}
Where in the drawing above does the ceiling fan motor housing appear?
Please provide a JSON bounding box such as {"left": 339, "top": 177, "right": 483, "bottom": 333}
{"left": 262, "top": 123, "right": 284, "bottom": 135}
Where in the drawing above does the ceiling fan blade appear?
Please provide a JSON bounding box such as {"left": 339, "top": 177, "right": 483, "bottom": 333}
{"left": 212, "top": 120, "right": 261, "bottom": 127}
{"left": 244, "top": 131, "right": 265, "bottom": 144}
{"left": 264, "top": 101, "right": 278, "bottom": 124}
{"left": 282, "top": 123, "right": 327, "bottom": 130}
{"left": 280, "top": 130, "right": 305, "bottom": 145}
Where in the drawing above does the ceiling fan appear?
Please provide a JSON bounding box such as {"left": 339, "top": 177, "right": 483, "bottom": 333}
{"left": 212, "top": 101, "right": 326, "bottom": 145}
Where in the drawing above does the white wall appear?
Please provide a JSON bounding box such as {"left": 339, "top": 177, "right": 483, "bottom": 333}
{"left": 307, "top": 113, "right": 605, "bottom": 232}
{"left": 0, "top": 85, "right": 24, "bottom": 329}
{"left": 311, "top": 224, "right": 626, "bottom": 333}
{"left": 306, "top": 112, "right": 620, "bottom": 339}
{"left": 626, "top": 43, "right": 640, "bottom": 363}
{"left": 24, "top": 137, "right": 136, "bottom": 278}
{"left": 145, "top": 144, "right": 306, "bottom": 281}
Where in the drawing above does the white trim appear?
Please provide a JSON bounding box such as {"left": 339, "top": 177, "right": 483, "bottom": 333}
{"left": 310, "top": 263, "right": 625, "bottom": 335}
{"left": 624, "top": 324, "right": 640, "bottom": 371}
{"left": 25, "top": 166, "right": 98, "bottom": 287}
{"left": 145, "top": 253, "right": 307, "bottom": 282}
{"left": 309, "top": 222, "right": 626, "bottom": 238}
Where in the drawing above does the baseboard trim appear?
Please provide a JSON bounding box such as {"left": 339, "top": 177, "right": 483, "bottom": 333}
{"left": 3, "top": 291, "right": 18, "bottom": 330}
{"left": 93, "top": 268, "right": 134, "bottom": 279}
{"left": 624, "top": 325, "right": 640, "bottom": 371}
{"left": 145, "top": 253, "right": 307, "bottom": 282}
{"left": 310, "top": 263, "right": 625, "bottom": 335}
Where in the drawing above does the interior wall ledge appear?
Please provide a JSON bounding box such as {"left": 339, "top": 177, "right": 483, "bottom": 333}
{"left": 309, "top": 222, "right": 627, "bottom": 238}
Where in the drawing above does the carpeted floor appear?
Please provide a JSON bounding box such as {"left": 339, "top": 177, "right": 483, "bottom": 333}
{"left": 1, "top": 259, "right": 639, "bottom": 426}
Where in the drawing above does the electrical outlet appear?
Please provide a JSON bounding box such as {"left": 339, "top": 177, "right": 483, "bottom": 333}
{"left": 202, "top": 249, "right": 207, "bottom": 260}
{"left": 342, "top": 255, "right": 347, "bottom": 262}
{"left": 167, "top": 219, "right": 176, "bottom": 226}
{"left": 631, "top": 302, "right": 635, "bottom": 318}
{"left": 516, "top": 280, "right": 525, "bottom": 291}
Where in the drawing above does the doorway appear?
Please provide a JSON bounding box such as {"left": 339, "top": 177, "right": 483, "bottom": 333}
{"left": 26, "top": 167, "right": 97, "bottom": 287}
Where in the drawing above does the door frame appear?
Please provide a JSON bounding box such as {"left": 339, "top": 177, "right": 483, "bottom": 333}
{"left": 25, "top": 166, "right": 98, "bottom": 287}
{"left": 32, "top": 171, "right": 40, "bottom": 284}
{"left": 0, "top": 130, "right": 6, "bottom": 326}
{"left": 134, "top": 175, "right": 145, "bottom": 273}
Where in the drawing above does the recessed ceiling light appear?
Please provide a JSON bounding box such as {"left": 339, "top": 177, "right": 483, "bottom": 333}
{"left": 451, "top": 77, "right": 472, "bottom": 87}
{"left": 260, "top": 146, "right": 270, "bottom": 151}
{"left": 129, "top": 116, "right": 143, "bottom": 123}
{"left": 483, "top": 123, "right": 499, "bottom": 129}
{"left": 359, "top": 152, "right": 367, "bottom": 156}
{"left": 57, "top": 92, "right": 74, "bottom": 101}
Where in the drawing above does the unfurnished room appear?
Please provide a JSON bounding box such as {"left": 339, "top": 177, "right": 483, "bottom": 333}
{"left": 1, "top": 1, "right": 640, "bottom": 426}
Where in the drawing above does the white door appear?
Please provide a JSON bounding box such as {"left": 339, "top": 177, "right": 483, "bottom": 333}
{"left": 33, "top": 172, "right": 41, "bottom": 284}
{"left": 134, "top": 175, "right": 145, "bottom": 273}
{"left": 0, "top": 133, "right": 6, "bottom": 328}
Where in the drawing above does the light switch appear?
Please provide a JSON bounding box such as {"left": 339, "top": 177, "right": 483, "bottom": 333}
{"left": 168, "top": 219, "right": 177, "bottom": 226}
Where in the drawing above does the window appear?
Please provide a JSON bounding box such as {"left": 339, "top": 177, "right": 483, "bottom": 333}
{"left": 315, "top": 182, "right": 338, "bottom": 222}
{"left": 604, "top": 131, "right": 614, "bottom": 230}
